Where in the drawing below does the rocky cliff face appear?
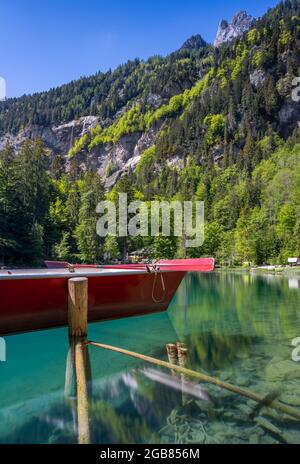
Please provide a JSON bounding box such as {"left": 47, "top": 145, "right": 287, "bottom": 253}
{"left": 0, "top": 115, "right": 99, "bottom": 155}
{"left": 0, "top": 114, "right": 160, "bottom": 189}
{"left": 214, "top": 11, "right": 255, "bottom": 47}
{"left": 74, "top": 124, "right": 161, "bottom": 189}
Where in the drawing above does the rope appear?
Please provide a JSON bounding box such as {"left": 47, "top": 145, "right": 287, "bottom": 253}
{"left": 151, "top": 270, "right": 166, "bottom": 303}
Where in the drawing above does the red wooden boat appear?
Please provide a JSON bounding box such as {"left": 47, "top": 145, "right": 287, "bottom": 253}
{"left": 0, "top": 258, "right": 214, "bottom": 335}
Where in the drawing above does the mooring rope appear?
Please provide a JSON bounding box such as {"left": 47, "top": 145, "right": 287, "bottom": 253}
{"left": 151, "top": 270, "right": 166, "bottom": 303}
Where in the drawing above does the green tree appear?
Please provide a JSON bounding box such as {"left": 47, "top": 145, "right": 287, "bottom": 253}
{"left": 75, "top": 171, "right": 105, "bottom": 263}
{"left": 277, "top": 204, "right": 296, "bottom": 239}
{"left": 103, "top": 236, "right": 120, "bottom": 261}
{"left": 152, "top": 236, "right": 177, "bottom": 260}
{"left": 54, "top": 232, "right": 73, "bottom": 262}
{"left": 4, "top": 139, "right": 51, "bottom": 263}
{"left": 0, "top": 145, "right": 17, "bottom": 263}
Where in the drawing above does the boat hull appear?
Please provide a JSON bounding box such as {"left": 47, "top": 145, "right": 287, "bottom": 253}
{"left": 0, "top": 270, "right": 185, "bottom": 335}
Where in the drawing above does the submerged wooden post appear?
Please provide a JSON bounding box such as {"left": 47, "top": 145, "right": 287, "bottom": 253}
{"left": 75, "top": 341, "right": 91, "bottom": 444}
{"left": 166, "top": 344, "right": 178, "bottom": 376}
{"left": 177, "top": 342, "right": 188, "bottom": 368}
{"left": 68, "top": 277, "right": 91, "bottom": 444}
{"left": 65, "top": 341, "right": 76, "bottom": 399}
{"left": 177, "top": 342, "right": 189, "bottom": 405}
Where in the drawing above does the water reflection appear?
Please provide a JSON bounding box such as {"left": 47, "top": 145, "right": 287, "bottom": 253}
{"left": 289, "top": 278, "right": 299, "bottom": 290}
{"left": 1, "top": 272, "right": 300, "bottom": 444}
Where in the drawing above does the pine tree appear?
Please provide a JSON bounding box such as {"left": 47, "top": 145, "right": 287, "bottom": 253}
{"left": 75, "top": 171, "right": 105, "bottom": 263}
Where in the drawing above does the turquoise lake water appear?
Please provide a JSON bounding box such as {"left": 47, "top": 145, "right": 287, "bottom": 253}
{"left": 1, "top": 271, "right": 300, "bottom": 444}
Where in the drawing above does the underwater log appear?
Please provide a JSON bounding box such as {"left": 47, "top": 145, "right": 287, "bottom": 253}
{"left": 87, "top": 340, "right": 300, "bottom": 422}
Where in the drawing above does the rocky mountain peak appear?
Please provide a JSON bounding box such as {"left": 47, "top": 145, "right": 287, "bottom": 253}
{"left": 180, "top": 34, "right": 207, "bottom": 50}
{"left": 219, "top": 19, "right": 229, "bottom": 31}
{"left": 214, "top": 10, "right": 255, "bottom": 47}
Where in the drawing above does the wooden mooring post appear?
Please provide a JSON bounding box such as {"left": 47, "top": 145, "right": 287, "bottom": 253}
{"left": 177, "top": 342, "right": 189, "bottom": 405}
{"left": 68, "top": 277, "right": 88, "bottom": 339}
{"left": 166, "top": 342, "right": 189, "bottom": 404}
{"left": 68, "top": 277, "right": 91, "bottom": 445}
{"left": 166, "top": 343, "right": 178, "bottom": 376}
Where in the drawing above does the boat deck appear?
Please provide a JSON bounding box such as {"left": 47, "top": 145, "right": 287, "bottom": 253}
{"left": 0, "top": 267, "right": 151, "bottom": 280}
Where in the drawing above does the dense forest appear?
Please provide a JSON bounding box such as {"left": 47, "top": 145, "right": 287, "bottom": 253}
{"left": 1, "top": 0, "right": 300, "bottom": 266}
{"left": 0, "top": 45, "right": 211, "bottom": 136}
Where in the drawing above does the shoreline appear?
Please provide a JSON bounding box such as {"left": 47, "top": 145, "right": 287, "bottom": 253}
{"left": 215, "top": 266, "right": 300, "bottom": 275}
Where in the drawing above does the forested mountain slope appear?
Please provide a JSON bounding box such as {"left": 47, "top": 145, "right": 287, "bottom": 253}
{"left": 0, "top": 42, "right": 211, "bottom": 135}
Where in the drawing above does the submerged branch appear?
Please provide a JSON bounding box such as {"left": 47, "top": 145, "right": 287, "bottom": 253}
{"left": 86, "top": 340, "right": 300, "bottom": 422}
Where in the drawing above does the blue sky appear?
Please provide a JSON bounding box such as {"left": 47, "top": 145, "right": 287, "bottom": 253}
{"left": 1, "top": 0, "right": 280, "bottom": 98}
